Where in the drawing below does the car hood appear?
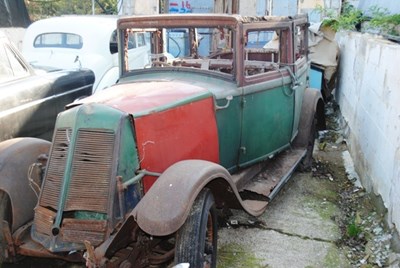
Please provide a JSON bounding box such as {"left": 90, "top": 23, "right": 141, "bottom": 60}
{"left": 70, "top": 80, "right": 213, "bottom": 117}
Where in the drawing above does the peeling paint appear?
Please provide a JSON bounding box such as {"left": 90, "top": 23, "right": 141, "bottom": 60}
{"left": 139, "top": 140, "right": 155, "bottom": 163}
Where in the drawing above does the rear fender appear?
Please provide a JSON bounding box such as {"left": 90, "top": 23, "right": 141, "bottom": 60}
{"left": 0, "top": 138, "right": 51, "bottom": 232}
{"left": 293, "top": 88, "right": 325, "bottom": 148}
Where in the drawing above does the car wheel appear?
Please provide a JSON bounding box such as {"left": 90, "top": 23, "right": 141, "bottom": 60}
{"left": 0, "top": 191, "right": 11, "bottom": 263}
{"left": 174, "top": 188, "right": 218, "bottom": 268}
{"left": 298, "top": 116, "right": 317, "bottom": 171}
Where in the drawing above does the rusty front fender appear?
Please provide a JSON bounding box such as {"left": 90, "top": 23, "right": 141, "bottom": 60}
{"left": 94, "top": 161, "right": 271, "bottom": 263}
{"left": 132, "top": 159, "right": 269, "bottom": 237}
{"left": 132, "top": 160, "right": 242, "bottom": 236}
{"left": 0, "top": 138, "right": 51, "bottom": 232}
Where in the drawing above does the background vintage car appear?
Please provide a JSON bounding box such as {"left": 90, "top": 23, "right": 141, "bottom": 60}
{"left": 22, "top": 15, "right": 150, "bottom": 92}
{"left": 0, "top": 30, "right": 94, "bottom": 142}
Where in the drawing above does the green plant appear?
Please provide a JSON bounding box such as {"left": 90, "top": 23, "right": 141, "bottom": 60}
{"left": 319, "top": 3, "right": 363, "bottom": 31}
{"left": 315, "top": 2, "right": 400, "bottom": 37}
{"left": 347, "top": 222, "right": 362, "bottom": 237}
{"left": 347, "top": 213, "right": 363, "bottom": 238}
{"left": 368, "top": 5, "right": 400, "bottom": 35}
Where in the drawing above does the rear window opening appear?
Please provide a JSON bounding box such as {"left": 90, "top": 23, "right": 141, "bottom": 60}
{"left": 34, "top": 32, "right": 83, "bottom": 49}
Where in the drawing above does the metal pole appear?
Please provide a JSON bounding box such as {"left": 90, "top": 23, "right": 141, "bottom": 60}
{"left": 118, "top": 0, "right": 123, "bottom": 15}
{"left": 92, "top": 0, "right": 95, "bottom": 15}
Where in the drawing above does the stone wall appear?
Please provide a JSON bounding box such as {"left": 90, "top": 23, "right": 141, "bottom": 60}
{"left": 335, "top": 31, "right": 400, "bottom": 235}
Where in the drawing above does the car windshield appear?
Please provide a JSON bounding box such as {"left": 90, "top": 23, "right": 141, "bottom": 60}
{"left": 120, "top": 25, "right": 235, "bottom": 78}
{"left": 0, "top": 42, "right": 29, "bottom": 83}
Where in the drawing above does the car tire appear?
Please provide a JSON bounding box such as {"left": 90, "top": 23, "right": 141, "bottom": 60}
{"left": 174, "top": 188, "right": 218, "bottom": 268}
{"left": 298, "top": 116, "right": 317, "bottom": 171}
{"left": 0, "top": 191, "right": 11, "bottom": 263}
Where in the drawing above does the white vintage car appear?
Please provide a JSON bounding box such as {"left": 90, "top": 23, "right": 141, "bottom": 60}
{"left": 22, "top": 15, "right": 150, "bottom": 92}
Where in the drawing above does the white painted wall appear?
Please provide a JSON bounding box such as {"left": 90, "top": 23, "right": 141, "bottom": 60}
{"left": 335, "top": 31, "right": 400, "bottom": 233}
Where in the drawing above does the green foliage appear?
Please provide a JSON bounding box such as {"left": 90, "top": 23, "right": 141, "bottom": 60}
{"left": 318, "top": 3, "right": 363, "bottom": 31}
{"left": 316, "top": 2, "right": 400, "bottom": 36}
{"left": 25, "top": 0, "right": 118, "bottom": 21}
{"left": 368, "top": 6, "right": 400, "bottom": 35}
{"left": 347, "top": 222, "right": 362, "bottom": 237}
{"left": 347, "top": 213, "right": 362, "bottom": 238}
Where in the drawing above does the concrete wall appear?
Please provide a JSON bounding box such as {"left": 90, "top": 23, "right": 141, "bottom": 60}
{"left": 335, "top": 31, "right": 400, "bottom": 234}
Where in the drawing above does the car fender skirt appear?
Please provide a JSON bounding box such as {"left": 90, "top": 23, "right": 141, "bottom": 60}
{"left": 130, "top": 159, "right": 268, "bottom": 237}
{"left": 0, "top": 138, "right": 51, "bottom": 232}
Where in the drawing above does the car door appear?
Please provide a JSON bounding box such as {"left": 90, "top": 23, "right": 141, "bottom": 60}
{"left": 291, "top": 18, "right": 309, "bottom": 138}
{"left": 238, "top": 25, "right": 296, "bottom": 167}
{"left": 0, "top": 37, "right": 55, "bottom": 141}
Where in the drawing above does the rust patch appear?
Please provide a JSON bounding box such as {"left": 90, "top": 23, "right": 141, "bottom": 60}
{"left": 33, "top": 206, "right": 55, "bottom": 236}
{"left": 62, "top": 219, "right": 107, "bottom": 246}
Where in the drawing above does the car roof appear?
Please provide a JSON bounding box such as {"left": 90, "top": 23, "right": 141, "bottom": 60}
{"left": 117, "top": 13, "right": 308, "bottom": 29}
{"left": 0, "top": 30, "right": 6, "bottom": 39}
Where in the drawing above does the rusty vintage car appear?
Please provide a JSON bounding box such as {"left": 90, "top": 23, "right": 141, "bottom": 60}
{"left": 0, "top": 14, "right": 324, "bottom": 267}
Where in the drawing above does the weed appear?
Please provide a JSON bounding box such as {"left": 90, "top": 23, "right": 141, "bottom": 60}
{"left": 347, "top": 213, "right": 363, "bottom": 238}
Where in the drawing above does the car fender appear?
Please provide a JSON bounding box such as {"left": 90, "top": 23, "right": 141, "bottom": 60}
{"left": 293, "top": 88, "right": 325, "bottom": 148}
{"left": 0, "top": 138, "right": 51, "bottom": 232}
{"left": 131, "top": 159, "right": 268, "bottom": 237}
{"left": 94, "top": 66, "right": 119, "bottom": 93}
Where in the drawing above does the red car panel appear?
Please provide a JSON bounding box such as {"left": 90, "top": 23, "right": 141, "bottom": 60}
{"left": 134, "top": 97, "right": 219, "bottom": 192}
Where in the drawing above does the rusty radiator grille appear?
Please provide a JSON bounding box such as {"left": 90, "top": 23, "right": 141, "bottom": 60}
{"left": 65, "top": 129, "right": 115, "bottom": 213}
{"left": 39, "top": 128, "right": 71, "bottom": 208}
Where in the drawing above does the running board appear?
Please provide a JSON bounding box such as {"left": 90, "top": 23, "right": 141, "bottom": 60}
{"left": 233, "top": 149, "right": 306, "bottom": 204}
